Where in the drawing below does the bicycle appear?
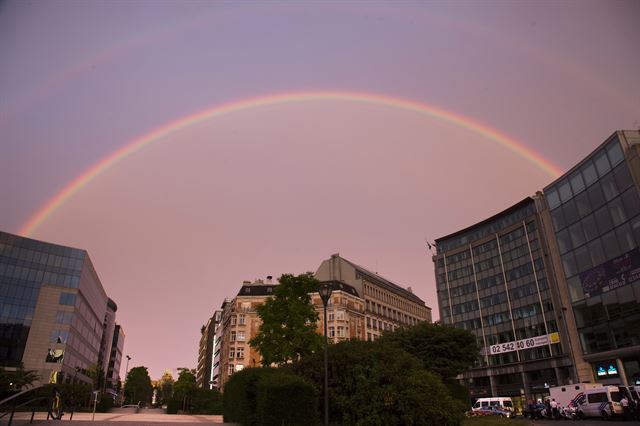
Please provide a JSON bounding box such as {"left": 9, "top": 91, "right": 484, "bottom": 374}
{"left": 48, "top": 388, "right": 64, "bottom": 420}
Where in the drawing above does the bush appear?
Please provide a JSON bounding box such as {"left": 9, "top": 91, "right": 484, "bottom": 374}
{"left": 191, "top": 388, "right": 222, "bottom": 414}
{"left": 166, "top": 397, "right": 180, "bottom": 414}
{"left": 256, "top": 373, "right": 316, "bottom": 426}
{"left": 293, "top": 339, "right": 465, "bottom": 426}
{"left": 223, "top": 368, "right": 278, "bottom": 425}
{"left": 223, "top": 367, "right": 307, "bottom": 425}
{"left": 96, "top": 395, "right": 114, "bottom": 412}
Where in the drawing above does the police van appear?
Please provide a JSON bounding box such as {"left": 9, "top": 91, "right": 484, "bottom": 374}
{"left": 471, "top": 397, "right": 514, "bottom": 412}
{"left": 576, "top": 386, "right": 624, "bottom": 419}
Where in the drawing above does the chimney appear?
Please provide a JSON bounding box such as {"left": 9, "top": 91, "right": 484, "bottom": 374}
{"left": 266, "top": 276, "right": 273, "bottom": 283}
{"left": 407, "top": 286, "right": 413, "bottom": 294}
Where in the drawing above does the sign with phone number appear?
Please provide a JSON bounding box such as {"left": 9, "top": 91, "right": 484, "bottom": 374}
{"left": 483, "top": 332, "right": 559, "bottom": 355}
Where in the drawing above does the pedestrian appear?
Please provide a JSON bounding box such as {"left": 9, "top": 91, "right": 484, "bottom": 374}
{"left": 621, "top": 395, "right": 630, "bottom": 420}
{"left": 550, "top": 398, "right": 558, "bottom": 419}
{"left": 528, "top": 399, "right": 536, "bottom": 420}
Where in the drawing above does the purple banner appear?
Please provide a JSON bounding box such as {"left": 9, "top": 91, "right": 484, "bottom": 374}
{"left": 580, "top": 248, "right": 640, "bottom": 298}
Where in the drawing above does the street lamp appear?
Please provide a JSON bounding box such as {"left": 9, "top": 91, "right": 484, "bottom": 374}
{"left": 318, "top": 281, "right": 333, "bottom": 426}
{"left": 122, "top": 355, "right": 131, "bottom": 405}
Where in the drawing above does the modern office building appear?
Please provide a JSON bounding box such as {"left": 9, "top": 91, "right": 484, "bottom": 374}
{"left": 433, "top": 198, "right": 573, "bottom": 405}
{"left": 98, "top": 298, "right": 117, "bottom": 388}
{"left": 538, "top": 130, "right": 640, "bottom": 386}
{"left": 433, "top": 130, "right": 640, "bottom": 404}
{"left": 315, "top": 254, "right": 431, "bottom": 341}
{"left": 0, "top": 231, "right": 123, "bottom": 387}
{"left": 106, "top": 324, "right": 125, "bottom": 394}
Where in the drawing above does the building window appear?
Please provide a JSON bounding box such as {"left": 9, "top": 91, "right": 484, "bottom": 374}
{"left": 367, "top": 332, "right": 371, "bottom": 341}
{"left": 230, "top": 331, "right": 236, "bottom": 341}
{"left": 238, "top": 314, "right": 245, "bottom": 325}
{"left": 337, "top": 326, "right": 346, "bottom": 337}
{"left": 59, "top": 293, "right": 76, "bottom": 306}
{"left": 237, "top": 331, "right": 245, "bottom": 342}
{"left": 229, "top": 348, "right": 235, "bottom": 359}
{"left": 231, "top": 316, "right": 236, "bottom": 325}
{"left": 55, "top": 311, "right": 72, "bottom": 324}
{"left": 236, "top": 347, "right": 244, "bottom": 359}
{"left": 328, "top": 311, "right": 334, "bottom": 321}
{"left": 235, "top": 364, "right": 244, "bottom": 372}
{"left": 50, "top": 330, "right": 69, "bottom": 344}
{"left": 329, "top": 327, "right": 335, "bottom": 337}
{"left": 336, "top": 310, "right": 345, "bottom": 320}
{"left": 228, "top": 365, "right": 234, "bottom": 375}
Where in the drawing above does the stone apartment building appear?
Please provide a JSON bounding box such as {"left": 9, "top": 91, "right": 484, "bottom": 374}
{"left": 209, "top": 255, "right": 431, "bottom": 390}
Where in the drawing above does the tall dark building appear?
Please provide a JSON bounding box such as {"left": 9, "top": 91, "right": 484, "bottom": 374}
{"left": 433, "top": 130, "right": 640, "bottom": 407}
{"left": 538, "top": 130, "right": 640, "bottom": 385}
{"left": 434, "top": 198, "right": 573, "bottom": 407}
{"left": 106, "top": 324, "right": 125, "bottom": 394}
{"left": 0, "top": 231, "right": 123, "bottom": 387}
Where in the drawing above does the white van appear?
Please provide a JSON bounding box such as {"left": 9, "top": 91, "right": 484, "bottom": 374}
{"left": 549, "top": 383, "right": 604, "bottom": 408}
{"left": 472, "top": 397, "right": 514, "bottom": 412}
{"left": 576, "top": 386, "right": 624, "bottom": 419}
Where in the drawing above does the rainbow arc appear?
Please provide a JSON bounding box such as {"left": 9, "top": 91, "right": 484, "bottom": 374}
{"left": 20, "top": 91, "right": 563, "bottom": 236}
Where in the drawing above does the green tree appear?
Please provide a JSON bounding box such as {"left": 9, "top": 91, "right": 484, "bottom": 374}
{"left": 173, "top": 368, "right": 197, "bottom": 412}
{"left": 0, "top": 363, "right": 40, "bottom": 393}
{"left": 292, "top": 339, "right": 464, "bottom": 426}
{"left": 124, "top": 366, "right": 153, "bottom": 405}
{"left": 378, "top": 321, "right": 478, "bottom": 379}
{"left": 249, "top": 272, "right": 322, "bottom": 366}
{"left": 86, "top": 362, "right": 105, "bottom": 390}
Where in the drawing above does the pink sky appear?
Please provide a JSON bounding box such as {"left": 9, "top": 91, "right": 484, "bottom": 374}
{"left": 1, "top": 1, "right": 639, "bottom": 379}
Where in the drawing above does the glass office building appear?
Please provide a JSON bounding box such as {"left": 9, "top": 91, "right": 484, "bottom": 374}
{"left": 0, "top": 231, "right": 120, "bottom": 386}
{"left": 540, "top": 130, "right": 640, "bottom": 385}
{"left": 434, "top": 130, "right": 640, "bottom": 405}
{"left": 434, "top": 198, "right": 574, "bottom": 406}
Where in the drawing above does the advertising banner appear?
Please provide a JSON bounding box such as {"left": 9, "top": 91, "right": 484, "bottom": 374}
{"left": 482, "top": 332, "right": 559, "bottom": 355}
{"left": 579, "top": 247, "right": 640, "bottom": 298}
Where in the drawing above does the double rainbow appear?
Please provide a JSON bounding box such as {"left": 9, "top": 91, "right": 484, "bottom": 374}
{"left": 20, "top": 91, "right": 563, "bottom": 236}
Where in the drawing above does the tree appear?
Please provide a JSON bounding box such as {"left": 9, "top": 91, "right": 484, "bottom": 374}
{"left": 378, "top": 321, "right": 478, "bottom": 379}
{"left": 249, "top": 273, "right": 322, "bottom": 366}
{"left": 173, "top": 368, "right": 197, "bottom": 412}
{"left": 124, "top": 366, "right": 153, "bottom": 405}
{"left": 292, "top": 339, "right": 465, "bottom": 425}
{"left": 86, "top": 362, "right": 105, "bottom": 390}
{"left": 0, "top": 363, "right": 39, "bottom": 393}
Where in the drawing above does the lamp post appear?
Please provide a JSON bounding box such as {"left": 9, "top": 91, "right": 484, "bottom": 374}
{"left": 318, "top": 281, "right": 333, "bottom": 426}
{"left": 122, "top": 355, "right": 131, "bottom": 406}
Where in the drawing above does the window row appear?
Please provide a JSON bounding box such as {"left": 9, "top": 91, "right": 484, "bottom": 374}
{"left": 552, "top": 181, "right": 638, "bottom": 236}
{"left": 561, "top": 221, "right": 638, "bottom": 279}
{"left": 546, "top": 138, "right": 625, "bottom": 210}
{"left": 0, "top": 244, "right": 85, "bottom": 271}
{"left": 0, "top": 263, "right": 81, "bottom": 288}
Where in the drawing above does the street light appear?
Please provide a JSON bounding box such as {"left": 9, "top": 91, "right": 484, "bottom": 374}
{"left": 122, "top": 355, "right": 131, "bottom": 405}
{"left": 318, "top": 281, "right": 333, "bottom": 426}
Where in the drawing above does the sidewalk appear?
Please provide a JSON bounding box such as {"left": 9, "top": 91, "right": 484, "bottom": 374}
{"left": 6, "top": 412, "right": 236, "bottom": 425}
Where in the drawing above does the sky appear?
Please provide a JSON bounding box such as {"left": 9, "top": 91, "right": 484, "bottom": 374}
{"left": 1, "top": 1, "right": 639, "bottom": 380}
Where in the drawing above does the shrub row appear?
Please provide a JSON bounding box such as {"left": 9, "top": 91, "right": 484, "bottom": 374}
{"left": 223, "top": 368, "right": 316, "bottom": 426}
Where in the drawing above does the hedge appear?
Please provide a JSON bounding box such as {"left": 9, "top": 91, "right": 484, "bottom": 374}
{"left": 256, "top": 372, "right": 316, "bottom": 426}
{"left": 223, "top": 367, "right": 315, "bottom": 425}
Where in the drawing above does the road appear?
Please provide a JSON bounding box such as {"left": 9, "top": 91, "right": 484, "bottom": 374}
{"left": 5, "top": 412, "right": 236, "bottom": 425}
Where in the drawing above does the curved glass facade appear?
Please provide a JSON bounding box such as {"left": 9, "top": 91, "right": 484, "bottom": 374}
{"left": 544, "top": 135, "right": 640, "bottom": 362}
{"left": 0, "top": 232, "right": 85, "bottom": 367}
